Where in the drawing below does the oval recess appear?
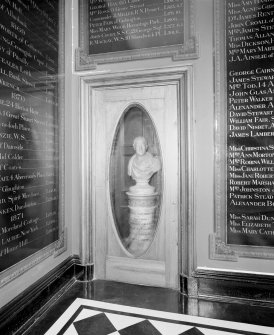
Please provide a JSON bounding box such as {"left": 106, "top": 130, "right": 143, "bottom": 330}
{"left": 109, "top": 104, "right": 162, "bottom": 257}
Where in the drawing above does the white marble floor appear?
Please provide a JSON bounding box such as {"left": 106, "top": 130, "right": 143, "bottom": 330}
{"left": 45, "top": 299, "right": 273, "bottom": 335}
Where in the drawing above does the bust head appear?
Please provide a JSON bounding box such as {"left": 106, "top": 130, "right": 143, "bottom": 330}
{"left": 133, "top": 136, "right": 147, "bottom": 156}
{"left": 128, "top": 136, "right": 161, "bottom": 195}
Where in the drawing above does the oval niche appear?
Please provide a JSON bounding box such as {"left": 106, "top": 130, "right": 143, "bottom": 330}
{"left": 109, "top": 104, "right": 162, "bottom": 257}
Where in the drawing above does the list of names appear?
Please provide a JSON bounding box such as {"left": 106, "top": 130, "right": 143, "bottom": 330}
{"left": 88, "top": 0, "right": 184, "bottom": 54}
{"left": 0, "top": 0, "right": 60, "bottom": 271}
{"left": 226, "top": 0, "right": 274, "bottom": 246}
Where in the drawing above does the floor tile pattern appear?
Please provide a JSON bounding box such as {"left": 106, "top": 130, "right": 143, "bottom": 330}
{"left": 74, "top": 313, "right": 116, "bottom": 335}
{"left": 65, "top": 313, "right": 207, "bottom": 335}
{"left": 44, "top": 299, "right": 273, "bottom": 335}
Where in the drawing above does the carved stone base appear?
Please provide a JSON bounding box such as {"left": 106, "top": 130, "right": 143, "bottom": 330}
{"left": 129, "top": 180, "right": 155, "bottom": 195}
{"left": 126, "top": 193, "right": 158, "bottom": 256}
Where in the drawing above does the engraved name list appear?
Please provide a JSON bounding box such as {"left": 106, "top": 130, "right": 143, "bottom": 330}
{"left": 88, "top": 0, "right": 184, "bottom": 54}
{"left": 226, "top": 0, "right": 274, "bottom": 247}
{"left": 0, "top": 0, "right": 60, "bottom": 271}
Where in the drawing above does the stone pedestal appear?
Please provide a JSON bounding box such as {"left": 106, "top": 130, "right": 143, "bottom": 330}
{"left": 126, "top": 192, "right": 158, "bottom": 255}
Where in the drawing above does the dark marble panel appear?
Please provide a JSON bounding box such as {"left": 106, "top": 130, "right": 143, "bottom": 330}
{"left": 0, "top": 256, "right": 83, "bottom": 335}
{"left": 186, "top": 270, "right": 274, "bottom": 307}
{"left": 195, "top": 299, "right": 274, "bottom": 327}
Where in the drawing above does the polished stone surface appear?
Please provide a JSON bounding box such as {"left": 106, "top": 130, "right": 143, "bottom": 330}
{"left": 25, "top": 280, "right": 274, "bottom": 334}
{"left": 74, "top": 313, "right": 116, "bottom": 335}
{"left": 43, "top": 298, "right": 273, "bottom": 335}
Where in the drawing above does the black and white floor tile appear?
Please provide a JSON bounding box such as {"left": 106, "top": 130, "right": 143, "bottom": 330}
{"left": 45, "top": 299, "right": 273, "bottom": 335}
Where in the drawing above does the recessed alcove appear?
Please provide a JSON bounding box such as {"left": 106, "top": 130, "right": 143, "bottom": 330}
{"left": 109, "top": 105, "right": 162, "bottom": 256}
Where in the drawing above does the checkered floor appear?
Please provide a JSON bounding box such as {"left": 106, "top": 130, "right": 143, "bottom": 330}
{"left": 44, "top": 299, "right": 273, "bottom": 335}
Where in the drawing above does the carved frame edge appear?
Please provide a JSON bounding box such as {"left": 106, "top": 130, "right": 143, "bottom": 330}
{"left": 209, "top": 234, "right": 238, "bottom": 262}
{"left": 79, "top": 77, "right": 93, "bottom": 265}
{"left": 56, "top": 0, "right": 67, "bottom": 256}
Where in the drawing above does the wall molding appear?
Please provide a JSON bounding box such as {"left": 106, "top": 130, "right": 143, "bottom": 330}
{"left": 181, "top": 270, "right": 274, "bottom": 305}
{"left": 0, "top": 256, "right": 93, "bottom": 335}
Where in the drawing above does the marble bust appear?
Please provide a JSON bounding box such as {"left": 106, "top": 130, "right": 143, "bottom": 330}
{"left": 128, "top": 136, "right": 160, "bottom": 195}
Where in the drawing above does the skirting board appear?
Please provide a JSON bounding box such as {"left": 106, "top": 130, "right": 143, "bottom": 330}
{"left": 181, "top": 270, "right": 274, "bottom": 304}
{"left": 0, "top": 256, "right": 93, "bottom": 335}
{"left": 106, "top": 256, "right": 166, "bottom": 287}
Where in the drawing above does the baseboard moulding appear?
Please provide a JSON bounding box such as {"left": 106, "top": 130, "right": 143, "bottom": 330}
{"left": 181, "top": 270, "right": 274, "bottom": 305}
{"left": 0, "top": 255, "right": 94, "bottom": 335}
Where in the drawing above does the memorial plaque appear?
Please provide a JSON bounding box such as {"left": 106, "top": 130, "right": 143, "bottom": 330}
{"left": 226, "top": 0, "right": 274, "bottom": 248}
{"left": 76, "top": 0, "right": 198, "bottom": 70}
{"left": 213, "top": 0, "right": 274, "bottom": 259}
{"left": 88, "top": 0, "right": 184, "bottom": 54}
{"left": 0, "top": 0, "right": 64, "bottom": 274}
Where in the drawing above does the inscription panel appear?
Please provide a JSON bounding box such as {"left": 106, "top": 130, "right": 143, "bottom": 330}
{"left": 0, "top": 0, "right": 62, "bottom": 272}
{"left": 89, "top": 0, "right": 184, "bottom": 54}
{"left": 213, "top": 0, "right": 274, "bottom": 259}
{"left": 226, "top": 0, "right": 274, "bottom": 248}
{"left": 76, "top": 0, "right": 198, "bottom": 70}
